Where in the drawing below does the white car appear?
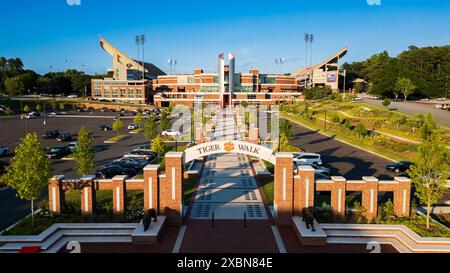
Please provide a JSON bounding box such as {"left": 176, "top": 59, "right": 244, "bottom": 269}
{"left": 161, "top": 130, "right": 181, "bottom": 137}
{"left": 437, "top": 97, "right": 446, "bottom": 101}
{"left": 0, "top": 146, "right": 8, "bottom": 156}
{"left": 293, "top": 153, "right": 322, "bottom": 165}
{"left": 127, "top": 123, "right": 139, "bottom": 130}
{"left": 20, "top": 112, "right": 38, "bottom": 119}
{"left": 67, "top": 94, "right": 78, "bottom": 98}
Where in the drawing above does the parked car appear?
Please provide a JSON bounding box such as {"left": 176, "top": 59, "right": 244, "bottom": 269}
{"left": 46, "top": 146, "right": 72, "bottom": 159}
{"left": 384, "top": 161, "right": 414, "bottom": 174}
{"left": 161, "top": 129, "right": 181, "bottom": 137}
{"left": 352, "top": 97, "right": 363, "bottom": 101}
{"left": 293, "top": 152, "right": 322, "bottom": 165}
{"left": 143, "top": 109, "right": 151, "bottom": 116}
{"left": 67, "top": 94, "right": 78, "bottom": 98}
{"left": 437, "top": 97, "right": 447, "bottom": 101}
{"left": 100, "top": 107, "right": 108, "bottom": 112}
{"left": 49, "top": 110, "right": 62, "bottom": 116}
{"left": 99, "top": 125, "right": 112, "bottom": 131}
{"left": 0, "top": 160, "right": 8, "bottom": 174}
{"left": 66, "top": 142, "right": 78, "bottom": 152}
{"left": 294, "top": 162, "right": 330, "bottom": 175}
{"left": 124, "top": 150, "right": 157, "bottom": 161}
{"left": 95, "top": 165, "right": 137, "bottom": 179}
{"left": 127, "top": 123, "right": 139, "bottom": 130}
{"left": 113, "top": 157, "right": 149, "bottom": 167}
{"left": 133, "top": 145, "right": 152, "bottom": 152}
{"left": 0, "top": 146, "right": 8, "bottom": 156}
{"left": 43, "top": 130, "right": 60, "bottom": 139}
{"left": 107, "top": 161, "right": 143, "bottom": 172}
{"left": 56, "top": 133, "right": 73, "bottom": 142}
{"left": 21, "top": 112, "right": 38, "bottom": 119}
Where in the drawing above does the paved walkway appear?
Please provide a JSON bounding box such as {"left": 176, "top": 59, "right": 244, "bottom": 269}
{"left": 179, "top": 108, "right": 279, "bottom": 252}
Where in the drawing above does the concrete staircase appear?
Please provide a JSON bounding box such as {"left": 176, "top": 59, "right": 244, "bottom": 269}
{"left": 321, "top": 224, "right": 450, "bottom": 253}
{"left": 0, "top": 223, "right": 138, "bottom": 253}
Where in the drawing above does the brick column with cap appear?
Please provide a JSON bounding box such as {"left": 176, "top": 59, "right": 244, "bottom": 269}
{"left": 249, "top": 126, "right": 259, "bottom": 144}
{"left": 330, "top": 176, "right": 346, "bottom": 216}
{"left": 112, "top": 175, "right": 127, "bottom": 216}
{"left": 161, "top": 152, "right": 184, "bottom": 225}
{"left": 273, "top": 152, "right": 294, "bottom": 225}
{"left": 394, "top": 177, "right": 411, "bottom": 217}
{"left": 362, "top": 176, "right": 379, "bottom": 220}
{"left": 80, "top": 175, "right": 96, "bottom": 215}
{"left": 143, "top": 164, "right": 160, "bottom": 213}
{"left": 48, "top": 175, "right": 65, "bottom": 214}
{"left": 296, "top": 165, "right": 315, "bottom": 215}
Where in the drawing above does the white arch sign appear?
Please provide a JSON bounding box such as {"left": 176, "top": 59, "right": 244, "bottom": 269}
{"left": 184, "top": 140, "right": 276, "bottom": 164}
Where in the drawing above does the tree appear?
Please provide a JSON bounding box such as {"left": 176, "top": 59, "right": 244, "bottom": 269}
{"left": 394, "top": 77, "right": 415, "bottom": 101}
{"left": 160, "top": 110, "right": 170, "bottom": 131}
{"left": 278, "top": 132, "right": 301, "bottom": 152}
{"left": 279, "top": 119, "right": 294, "bottom": 138}
{"left": 382, "top": 98, "right": 391, "bottom": 108}
{"left": 0, "top": 133, "right": 51, "bottom": 227}
{"left": 143, "top": 113, "right": 158, "bottom": 140}
{"left": 151, "top": 135, "right": 167, "bottom": 158}
{"left": 354, "top": 123, "right": 368, "bottom": 138}
{"left": 112, "top": 117, "right": 124, "bottom": 136}
{"left": 407, "top": 132, "right": 449, "bottom": 229}
{"left": 4, "top": 76, "right": 25, "bottom": 96}
{"left": 23, "top": 104, "right": 30, "bottom": 113}
{"left": 134, "top": 112, "right": 143, "bottom": 127}
{"left": 343, "top": 118, "right": 352, "bottom": 130}
{"left": 73, "top": 127, "right": 95, "bottom": 176}
{"left": 240, "top": 101, "right": 249, "bottom": 108}
{"left": 36, "top": 104, "right": 42, "bottom": 113}
{"left": 59, "top": 102, "right": 65, "bottom": 111}
{"left": 419, "top": 113, "right": 436, "bottom": 140}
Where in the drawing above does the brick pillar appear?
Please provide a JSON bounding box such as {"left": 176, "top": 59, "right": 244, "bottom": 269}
{"left": 273, "top": 153, "right": 294, "bottom": 225}
{"left": 195, "top": 127, "right": 203, "bottom": 144}
{"left": 249, "top": 127, "right": 259, "bottom": 144}
{"left": 80, "top": 175, "right": 96, "bottom": 215}
{"left": 362, "top": 176, "right": 379, "bottom": 220}
{"left": 394, "top": 177, "right": 411, "bottom": 217}
{"left": 330, "top": 176, "right": 346, "bottom": 216}
{"left": 143, "top": 164, "right": 160, "bottom": 213}
{"left": 48, "top": 175, "right": 64, "bottom": 214}
{"left": 161, "top": 152, "right": 184, "bottom": 225}
{"left": 297, "top": 165, "right": 315, "bottom": 214}
{"left": 112, "top": 175, "right": 127, "bottom": 216}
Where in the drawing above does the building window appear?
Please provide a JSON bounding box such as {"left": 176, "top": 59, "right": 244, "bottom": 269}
{"left": 136, "top": 89, "right": 142, "bottom": 98}
{"left": 120, "top": 88, "right": 126, "bottom": 97}
{"left": 112, "top": 88, "right": 118, "bottom": 98}
{"left": 104, "top": 88, "right": 110, "bottom": 97}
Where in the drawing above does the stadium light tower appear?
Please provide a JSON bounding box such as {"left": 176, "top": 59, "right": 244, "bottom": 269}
{"left": 140, "top": 34, "right": 146, "bottom": 80}
{"left": 135, "top": 35, "right": 140, "bottom": 65}
{"left": 275, "top": 57, "right": 285, "bottom": 74}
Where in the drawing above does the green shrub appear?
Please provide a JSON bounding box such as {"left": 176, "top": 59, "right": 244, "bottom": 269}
{"left": 330, "top": 113, "right": 341, "bottom": 124}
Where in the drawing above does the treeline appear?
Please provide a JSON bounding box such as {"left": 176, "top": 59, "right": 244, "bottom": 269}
{"left": 342, "top": 45, "right": 450, "bottom": 99}
{"left": 0, "top": 57, "right": 105, "bottom": 96}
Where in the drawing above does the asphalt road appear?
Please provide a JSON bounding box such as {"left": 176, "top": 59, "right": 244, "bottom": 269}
{"left": 288, "top": 121, "right": 396, "bottom": 180}
{"left": 0, "top": 114, "right": 151, "bottom": 231}
{"left": 361, "top": 98, "right": 450, "bottom": 129}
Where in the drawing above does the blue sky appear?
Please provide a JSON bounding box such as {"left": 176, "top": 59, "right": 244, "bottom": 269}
{"left": 0, "top": 0, "right": 449, "bottom": 75}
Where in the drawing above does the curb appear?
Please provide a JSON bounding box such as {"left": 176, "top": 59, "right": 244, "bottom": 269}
{"left": 0, "top": 209, "right": 42, "bottom": 235}
{"left": 282, "top": 114, "right": 397, "bottom": 163}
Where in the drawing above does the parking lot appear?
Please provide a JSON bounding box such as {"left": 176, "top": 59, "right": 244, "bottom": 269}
{"left": 0, "top": 111, "right": 156, "bottom": 230}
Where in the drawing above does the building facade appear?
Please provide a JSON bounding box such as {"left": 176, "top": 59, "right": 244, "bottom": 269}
{"left": 91, "top": 39, "right": 347, "bottom": 107}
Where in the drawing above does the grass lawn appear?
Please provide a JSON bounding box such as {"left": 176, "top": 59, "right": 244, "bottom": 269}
{"left": 104, "top": 134, "right": 129, "bottom": 143}
{"left": 183, "top": 178, "right": 198, "bottom": 205}
{"left": 131, "top": 128, "right": 144, "bottom": 133}
{"left": 258, "top": 177, "right": 274, "bottom": 205}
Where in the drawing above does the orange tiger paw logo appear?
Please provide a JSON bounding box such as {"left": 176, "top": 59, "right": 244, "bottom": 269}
{"left": 224, "top": 142, "right": 235, "bottom": 152}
